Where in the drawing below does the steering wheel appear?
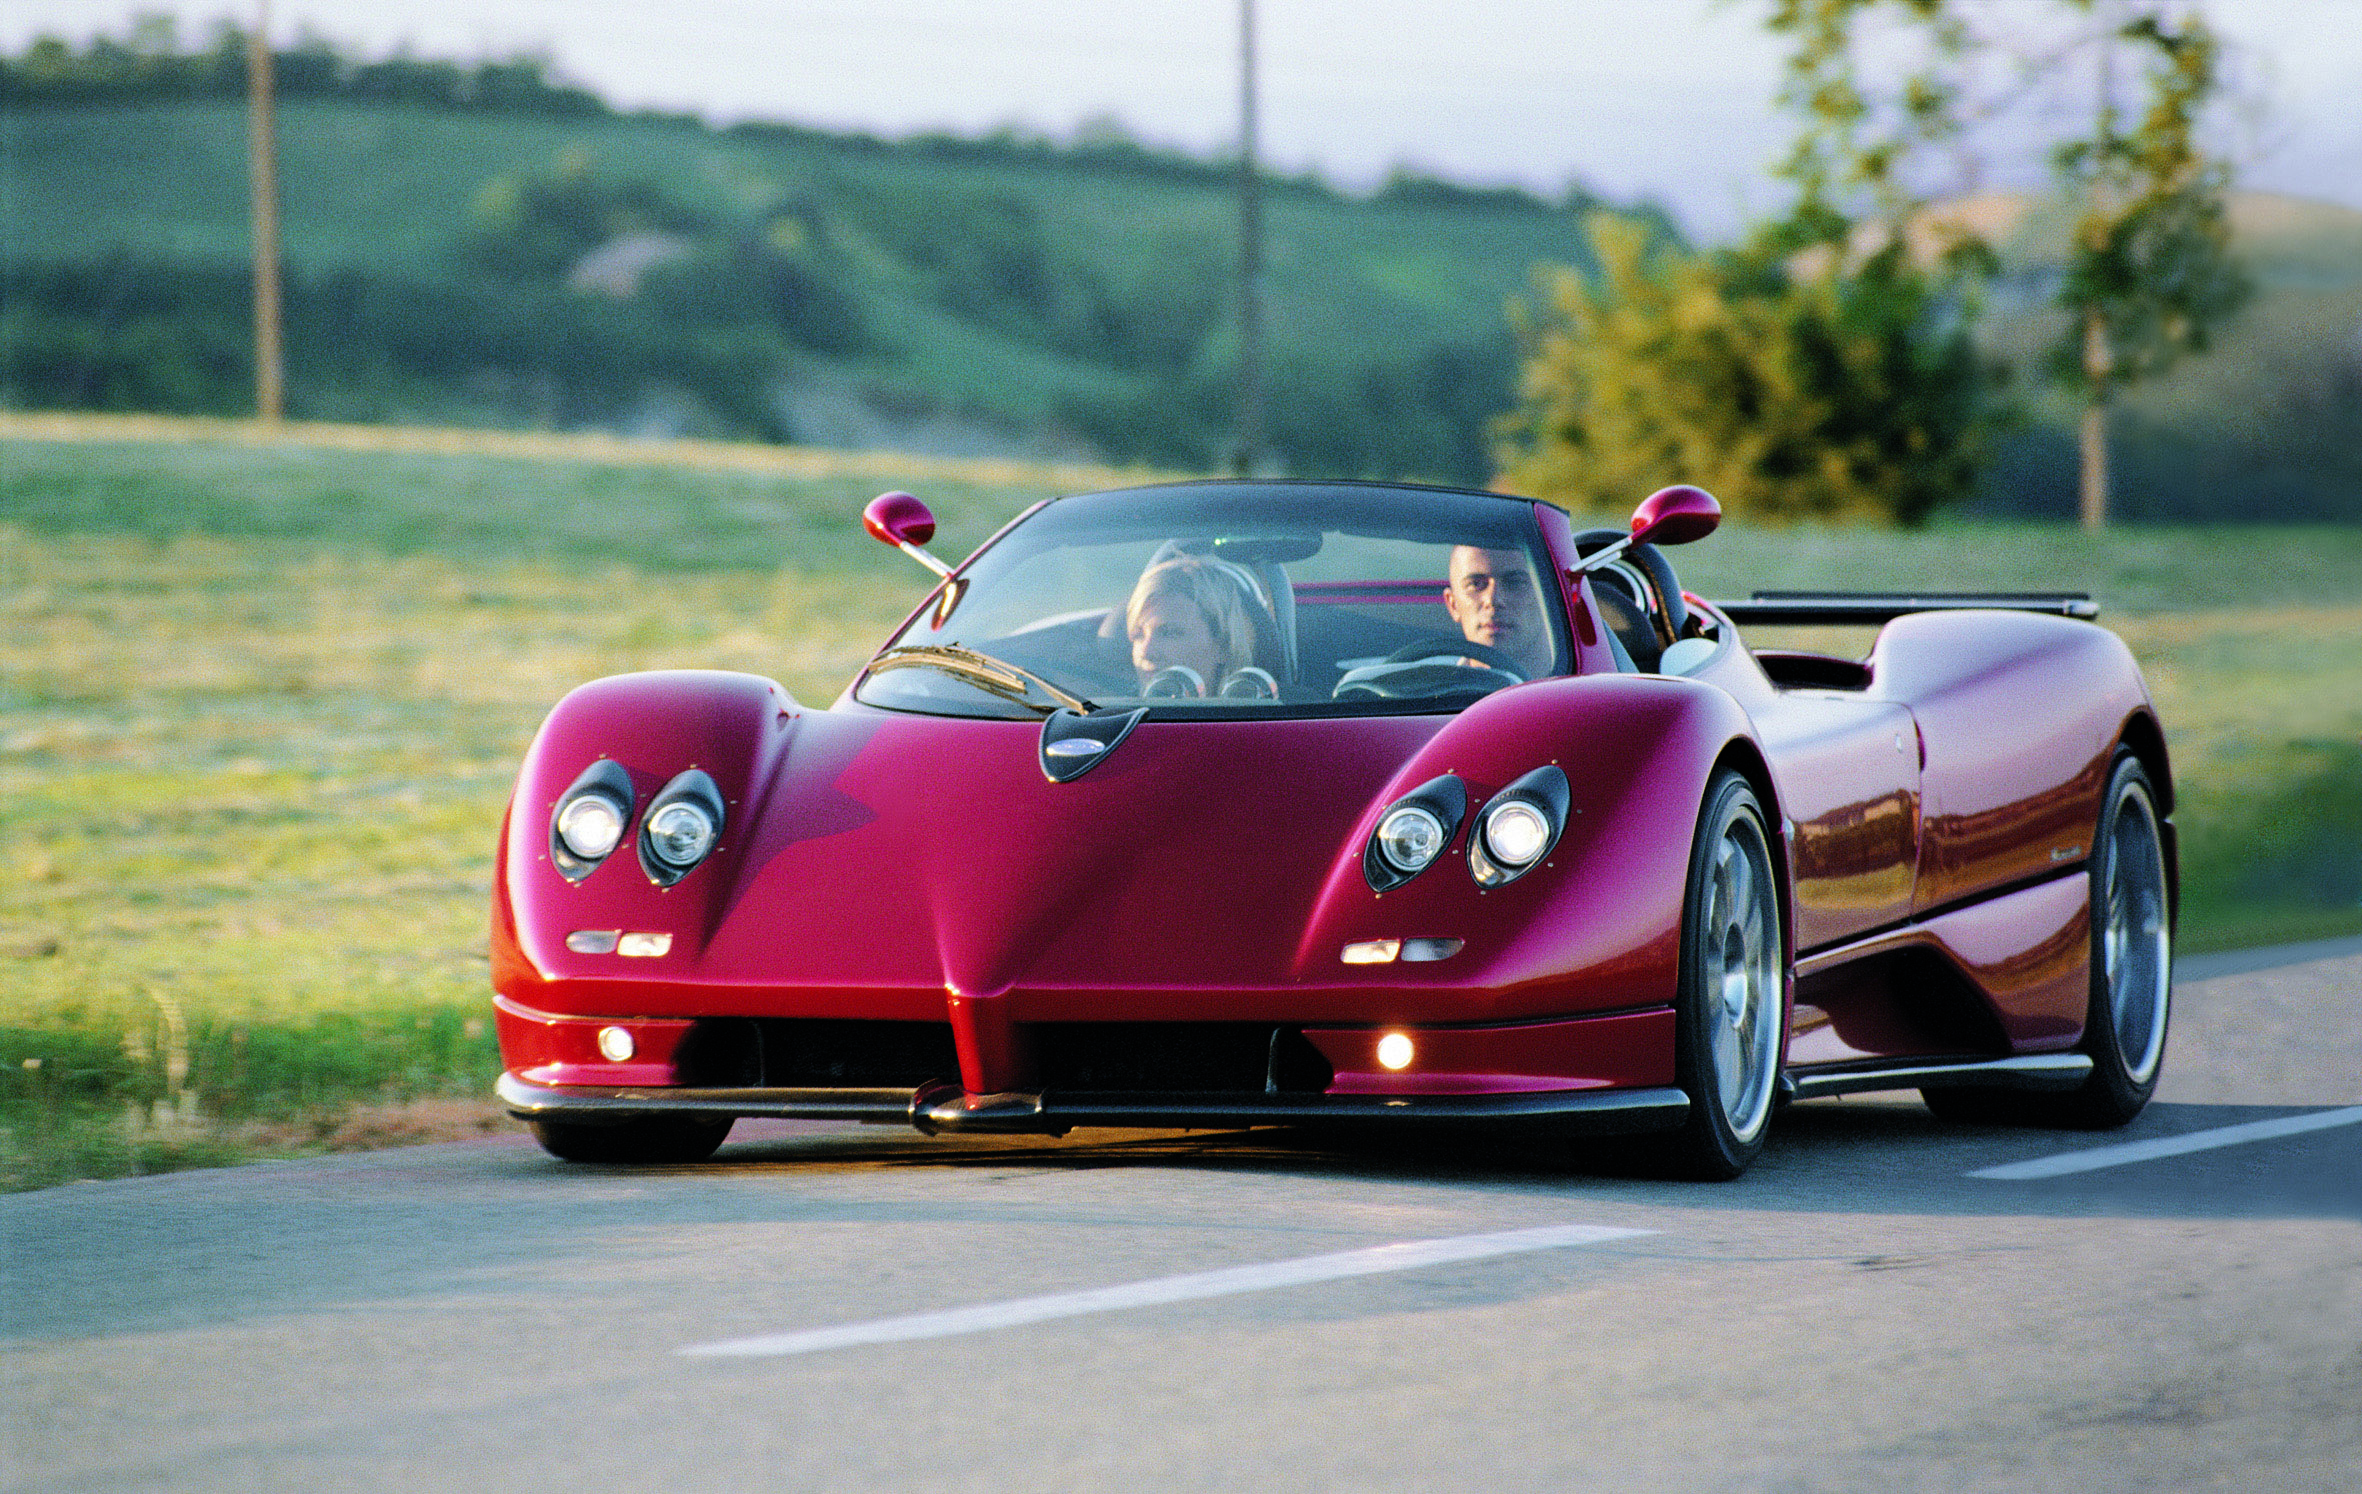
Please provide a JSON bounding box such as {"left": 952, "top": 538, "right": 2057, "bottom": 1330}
{"left": 1382, "top": 637, "right": 1527, "bottom": 679}
{"left": 1333, "top": 637, "right": 1525, "bottom": 700}
{"left": 1141, "top": 665, "right": 1207, "bottom": 699}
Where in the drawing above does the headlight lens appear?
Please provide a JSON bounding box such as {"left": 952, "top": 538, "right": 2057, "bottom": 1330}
{"left": 1466, "top": 765, "right": 1569, "bottom": 888}
{"left": 555, "top": 794, "right": 626, "bottom": 861}
{"left": 1376, "top": 805, "right": 1447, "bottom": 874}
{"left": 1481, "top": 801, "right": 1552, "bottom": 868}
{"left": 547, "top": 759, "right": 638, "bottom": 881}
{"left": 1362, "top": 774, "right": 1467, "bottom": 893}
{"left": 645, "top": 801, "right": 716, "bottom": 868}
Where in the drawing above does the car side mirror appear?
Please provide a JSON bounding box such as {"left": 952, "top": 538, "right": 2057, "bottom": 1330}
{"left": 864, "top": 491, "right": 953, "bottom": 578}
{"left": 1628, "top": 485, "right": 1721, "bottom": 548}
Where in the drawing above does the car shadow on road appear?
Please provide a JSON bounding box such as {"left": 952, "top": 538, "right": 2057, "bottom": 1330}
{"left": 9, "top": 1099, "right": 2348, "bottom": 1348}
{"left": 696, "top": 1096, "right": 2362, "bottom": 1222}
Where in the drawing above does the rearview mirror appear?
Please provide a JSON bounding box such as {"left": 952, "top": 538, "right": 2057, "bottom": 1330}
{"left": 1629, "top": 485, "right": 1721, "bottom": 548}
{"left": 864, "top": 491, "right": 937, "bottom": 549}
{"left": 864, "top": 491, "right": 953, "bottom": 579}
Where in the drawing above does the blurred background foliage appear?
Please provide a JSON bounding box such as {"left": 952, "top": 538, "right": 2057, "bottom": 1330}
{"left": 4, "top": 23, "right": 1666, "bottom": 484}
{"left": 6, "top": 20, "right": 2357, "bottom": 514}
{"left": 1496, "top": 216, "right": 2001, "bottom": 524}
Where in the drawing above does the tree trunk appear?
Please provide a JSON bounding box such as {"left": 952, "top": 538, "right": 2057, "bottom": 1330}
{"left": 2078, "top": 400, "right": 2110, "bottom": 531}
{"left": 2079, "top": 309, "right": 2111, "bottom": 530}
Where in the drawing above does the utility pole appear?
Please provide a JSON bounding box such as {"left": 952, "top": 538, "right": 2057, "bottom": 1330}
{"left": 1233, "top": 0, "right": 1265, "bottom": 476}
{"left": 2078, "top": 0, "right": 2121, "bottom": 532}
{"left": 247, "top": 0, "right": 284, "bottom": 423}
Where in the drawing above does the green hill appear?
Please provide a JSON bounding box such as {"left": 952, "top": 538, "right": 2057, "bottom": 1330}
{"left": 4, "top": 30, "right": 2356, "bottom": 514}
{"left": 1, "top": 65, "right": 1664, "bottom": 484}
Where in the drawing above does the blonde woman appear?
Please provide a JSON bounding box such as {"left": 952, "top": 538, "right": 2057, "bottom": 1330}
{"left": 1124, "top": 555, "right": 1264, "bottom": 697}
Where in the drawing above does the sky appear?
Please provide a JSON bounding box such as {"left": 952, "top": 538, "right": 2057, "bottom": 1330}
{"left": 10, "top": 1, "right": 2359, "bottom": 241}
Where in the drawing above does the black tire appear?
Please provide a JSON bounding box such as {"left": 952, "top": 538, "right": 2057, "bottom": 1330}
{"left": 1651, "top": 770, "right": 1786, "bottom": 1180}
{"left": 1921, "top": 753, "right": 2172, "bottom": 1128}
{"left": 529, "top": 1116, "right": 733, "bottom": 1164}
{"left": 2058, "top": 754, "right": 2174, "bottom": 1124}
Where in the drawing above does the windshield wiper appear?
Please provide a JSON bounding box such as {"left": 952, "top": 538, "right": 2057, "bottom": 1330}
{"left": 865, "top": 645, "right": 1098, "bottom": 716}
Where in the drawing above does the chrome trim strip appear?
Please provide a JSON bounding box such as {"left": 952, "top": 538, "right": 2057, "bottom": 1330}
{"left": 497, "top": 1072, "right": 1691, "bottom": 1136}
{"left": 497, "top": 1072, "right": 919, "bottom": 1124}
{"left": 1786, "top": 1052, "right": 2094, "bottom": 1101}
{"left": 1035, "top": 1087, "right": 1689, "bottom": 1135}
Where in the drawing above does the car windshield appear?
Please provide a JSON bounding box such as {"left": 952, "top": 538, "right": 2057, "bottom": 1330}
{"left": 853, "top": 482, "right": 1569, "bottom": 720}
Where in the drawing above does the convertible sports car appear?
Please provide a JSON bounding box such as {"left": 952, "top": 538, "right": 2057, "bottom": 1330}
{"left": 491, "top": 478, "right": 2174, "bottom": 1178}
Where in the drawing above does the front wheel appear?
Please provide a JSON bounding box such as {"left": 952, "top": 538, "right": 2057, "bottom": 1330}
{"left": 1653, "top": 770, "right": 1786, "bottom": 1180}
{"left": 529, "top": 1115, "right": 733, "bottom": 1164}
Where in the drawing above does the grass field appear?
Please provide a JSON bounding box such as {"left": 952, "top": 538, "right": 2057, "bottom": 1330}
{"left": 3, "top": 422, "right": 2358, "bottom": 1189}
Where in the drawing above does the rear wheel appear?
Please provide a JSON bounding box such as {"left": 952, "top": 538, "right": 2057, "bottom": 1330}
{"left": 2059, "top": 755, "right": 2173, "bottom": 1124}
{"left": 529, "top": 1116, "right": 733, "bottom": 1164}
{"left": 1653, "top": 770, "right": 1785, "bottom": 1180}
{"left": 1922, "top": 753, "right": 2171, "bottom": 1127}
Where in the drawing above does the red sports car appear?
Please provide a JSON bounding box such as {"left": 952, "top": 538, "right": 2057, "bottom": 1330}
{"left": 491, "top": 479, "right": 2174, "bottom": 1178}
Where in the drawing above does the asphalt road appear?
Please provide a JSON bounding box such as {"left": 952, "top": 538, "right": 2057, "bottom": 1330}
{"left": 5, "top": 948, "right": 2357, "bottom": 1492}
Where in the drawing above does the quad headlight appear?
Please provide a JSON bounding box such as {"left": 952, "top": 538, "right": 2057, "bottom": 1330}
{"left": 1468, "top": 765, "right": 1570, "bottom": 888}
{"left": 1479, "top": 800, "right": 1552, "bottom": 868}
{"left": 645, "top": 800, "right": 717, "bottom": 868}
{"left": 548, "top": 759, "right": 637, "bottom": 882}
{"left": 1363, "top": 775, "right": 1467, "bottom": 892}
{"left": 556, "top": 794, "right": 626, "bottom": 861}
{"left": 636, "top": 769, "right": 727, "bottom": 886}
{"left": 1375, "top": 805, "right": 1447, "bottom": 875}
{"left": 546, "top": 761, "right": 729, "bottom": 886}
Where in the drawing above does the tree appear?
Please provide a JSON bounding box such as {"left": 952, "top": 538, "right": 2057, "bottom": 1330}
{"left": 1498, "top": 1, "right": 2004, "bottom": 526}
{"left": 2050, "top": 4, "right": 2248, "bottom": 529}
{"left": 1496, "top": 216, "right": 1992, "bottom": 525}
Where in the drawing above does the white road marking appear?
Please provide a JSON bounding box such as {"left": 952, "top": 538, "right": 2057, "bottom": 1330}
{"left": 680, "top": 1222, "right": 1652, "bottom": 1359}
{"left": 1971, "top": 1106, "right": 2362, "bottom": 1180}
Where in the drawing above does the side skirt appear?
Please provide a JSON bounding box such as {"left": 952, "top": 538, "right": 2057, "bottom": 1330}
{"left": 1783, "top": 1052, "right": 2093, "bottom": 1102}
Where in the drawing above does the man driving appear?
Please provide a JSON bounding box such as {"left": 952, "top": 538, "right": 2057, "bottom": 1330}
{"left": 1442, "top": 545, "right": 1556, "bottom": 680}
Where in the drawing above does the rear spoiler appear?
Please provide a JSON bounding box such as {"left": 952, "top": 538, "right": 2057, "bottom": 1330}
{"left": 1710, "top": 591, "right": 2099, "bottom": 624}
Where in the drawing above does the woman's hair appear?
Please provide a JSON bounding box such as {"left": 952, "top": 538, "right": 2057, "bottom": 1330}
{"left": 1125, "top": 555, "right": 1260, "bottom": 680}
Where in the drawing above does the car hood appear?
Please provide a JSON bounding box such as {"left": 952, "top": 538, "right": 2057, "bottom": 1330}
{"left": 698, "top": 708, "right": 1449, "bottom": 1001}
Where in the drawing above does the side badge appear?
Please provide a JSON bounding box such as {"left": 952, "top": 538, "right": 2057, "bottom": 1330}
{"left": 1039, "top": 707, "right": 1146, "bottom": 783}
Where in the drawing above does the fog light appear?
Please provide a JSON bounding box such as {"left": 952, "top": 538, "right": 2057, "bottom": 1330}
{"left": 1376, "top": 1032, "right": 1414, "bottom": 1071}
{"left": 566, "top": 929, "right": 621, "bottom": 955}
{"left": 617, "top": 932, "right": 673, "bottom": 958}
{"left": 596, "top": 1026, "right": 636, "bottom": 1062}
{"left": 1342, "top": 939, "right": 1401, "bottom": 965}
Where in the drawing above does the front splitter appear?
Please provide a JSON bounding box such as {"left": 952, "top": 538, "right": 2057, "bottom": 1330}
{"left": 496, "top": 1071, "right": 1691, "bottom": 1138}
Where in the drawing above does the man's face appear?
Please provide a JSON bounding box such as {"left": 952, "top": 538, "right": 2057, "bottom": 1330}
{"left": 1443, "top": 545, "right": 1550, "bottom": 676}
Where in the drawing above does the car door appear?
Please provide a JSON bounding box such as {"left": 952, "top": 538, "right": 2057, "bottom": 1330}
{"left": 1751, "top": 690, "right": 1923, "bottom": 953}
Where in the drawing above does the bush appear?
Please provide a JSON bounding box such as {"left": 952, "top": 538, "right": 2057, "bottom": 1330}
{"left": 1497, "top": 216, "right": 2004, "bottom": 525}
